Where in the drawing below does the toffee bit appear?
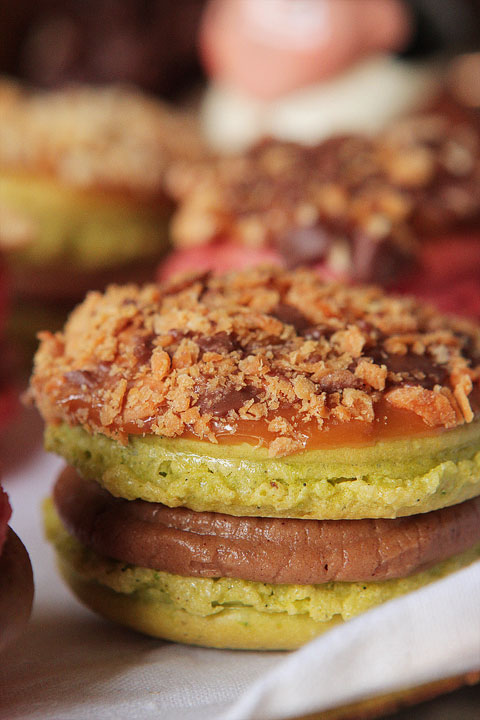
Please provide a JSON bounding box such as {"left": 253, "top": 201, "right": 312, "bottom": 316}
{"left": 30, "top": 267, "right": 480, "bottom": 456}
{"left": 196, "top": 332, "right": 237, "bottom": 355}
{"left": 196, "top": 384, "right": 259, "bottom": 417}
{"left": 316, "top": 371, "right": 364, "bottom": 393}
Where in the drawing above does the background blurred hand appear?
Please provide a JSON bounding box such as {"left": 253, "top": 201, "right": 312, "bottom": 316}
{"left": 200, "top": 0, "right": 411, "bottom": 99}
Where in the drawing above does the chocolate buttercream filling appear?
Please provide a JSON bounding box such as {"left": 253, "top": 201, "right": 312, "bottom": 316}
{"left": 54, "top": 466, "right": 480, "bottom": 585}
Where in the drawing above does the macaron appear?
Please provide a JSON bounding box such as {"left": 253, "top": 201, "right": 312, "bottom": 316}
{"left": 0, "top": 484, "right": 34, "bottom": 653}
{"left": 30, "top": 267, "right": 480, "bottom": 649}
{"left": 163, "top": 110, "right": 480, "bottom": 285}
{"left": 0, "top": 79, "right": 206, "bottom": 303}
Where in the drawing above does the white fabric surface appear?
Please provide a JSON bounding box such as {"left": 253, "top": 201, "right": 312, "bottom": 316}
{"left": 1, "top": 408, "right": 479, "bottom": 720}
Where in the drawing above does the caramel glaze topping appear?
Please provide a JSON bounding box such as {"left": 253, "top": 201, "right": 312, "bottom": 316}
{"left": 169, "top": 111, "right": 480, "bottom": 283}
{"left": 30, "top": 267, "right": 480, "bottom": 457}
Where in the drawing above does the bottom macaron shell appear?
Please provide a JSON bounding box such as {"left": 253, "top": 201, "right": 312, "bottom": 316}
{"left": 46, "top": 501, "right": 480, "bottom": 651}
{"left": 0, "top": 528, "right": 34, "bottom": 653}
{"left": 47, "top": 555, "right": 480, "bottom": 713}
{"left": 57, "top": 560, "right": 338, "bottom": 651}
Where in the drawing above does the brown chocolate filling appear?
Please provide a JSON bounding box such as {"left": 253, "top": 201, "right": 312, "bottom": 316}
{"left": 54, "top": 466, "right": 480, "bottom": 585}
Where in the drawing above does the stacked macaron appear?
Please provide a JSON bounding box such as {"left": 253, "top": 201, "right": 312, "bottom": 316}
{"left": 30, "top": 268, "right": 480, "bottom": 650}
{"left": 0, "top": 483, "right": 34, "bottom": 652}
{"left": 162, "top": 109, "right": 480, "bottom": 287}
{"left": 0, "top": 79, "right": 206, "bottom": 346}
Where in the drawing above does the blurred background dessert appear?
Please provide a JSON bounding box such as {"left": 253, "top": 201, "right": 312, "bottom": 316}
{"left": 165, "top": 0, "right": 480, "bottom": 321}
{"left": 162, "top": 110, "right": 480, "bottom": 289}
{"left": 2, "top": 0, "right": 480, "bottom": 333}
{"left": 0, "top": 79, "right": 206, "bottom": 357}
{"left": 0, "top": 80, "right": 205, "bottom": 301}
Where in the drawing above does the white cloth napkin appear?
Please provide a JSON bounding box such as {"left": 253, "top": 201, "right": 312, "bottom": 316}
{"left": 1, "top": 409, "right": 479, "bottom": 720}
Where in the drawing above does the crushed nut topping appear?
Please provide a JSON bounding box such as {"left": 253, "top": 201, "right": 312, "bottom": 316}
{"left": 0, "top": 80, "right": 206, "bottom": 197}
{"left": 29, "top": 268, "right": 480, "bottom": 456}
{"left": 168, "top": 111, "right": 480, "bottom": 283}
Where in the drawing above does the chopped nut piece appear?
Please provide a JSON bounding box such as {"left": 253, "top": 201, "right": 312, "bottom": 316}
{"left": 268, "top": 436, "right": 304, "bottom": 458}
{"left": 386, "top": 387, "right": 458, "bottom": 428}
{"left": 293, "top": 376, "right": 315, "bottom": 400}
{"left": 151, "top": 349, "right": 171, "bottom": 380}
{"left": 355, "top": 360, "right": 387, "bottom": 391}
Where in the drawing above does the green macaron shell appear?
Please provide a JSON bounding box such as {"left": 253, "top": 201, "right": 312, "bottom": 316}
{"left": 1, "top": 172, "right": 170, "bottom": 271}
{"left": 45, "top": 419, "right": 480, "bottom": 519}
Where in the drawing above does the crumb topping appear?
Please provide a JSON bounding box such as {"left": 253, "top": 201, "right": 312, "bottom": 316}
{"left": 0, "top": 81, "right": 206, "bottom": 196}
{"left": 169, "top": 111, "right": 480, "bottom": 282}
{"left": 29, "top": 268, "right": 480, "bottom": 456}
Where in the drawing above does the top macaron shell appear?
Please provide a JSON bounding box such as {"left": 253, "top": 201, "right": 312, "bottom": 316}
{"left": 30, "top": 267, "right": 480, "bottom": 457}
